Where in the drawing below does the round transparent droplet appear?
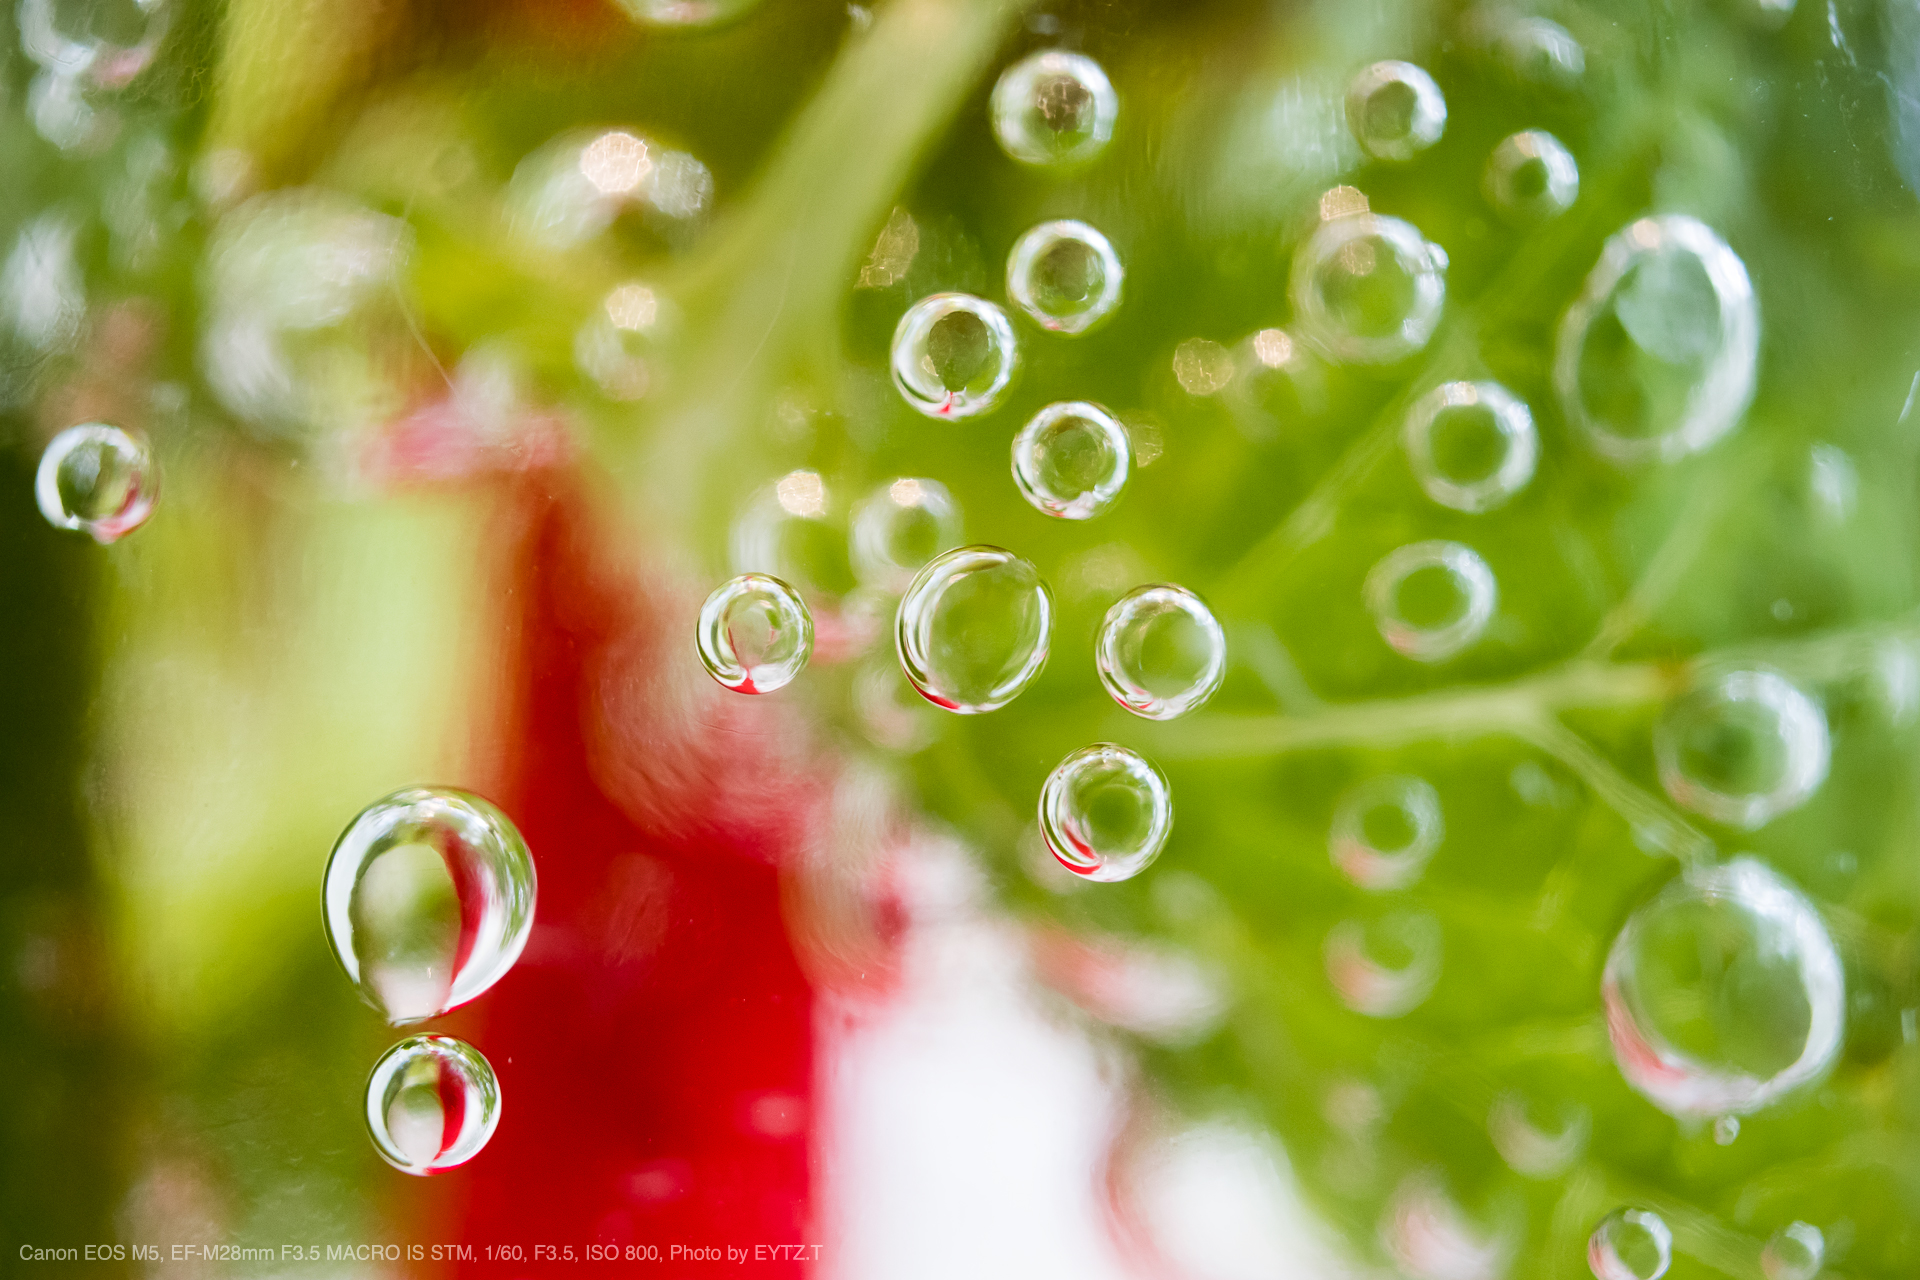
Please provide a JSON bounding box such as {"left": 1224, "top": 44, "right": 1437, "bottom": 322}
{"left": 1330, "top": 775, "right": 1443, "bottom": 890}
{"left": 611, "top": 0, "right": 761, "bottom": 27}
{"left": 1484, "top": 130, "right": 1579, "bottom": 223}
{"left": 1291, "top": 214, "right": 1447, "bottom": 365}
{"left": 1325, "top": 911, "right": 1441, "bottom": 1017}
{"left": 1039, "top": 743, "right": 1172, "bottom": 883}
{"left": 1761, "top": 1222, "right": 1825, "bottom": 1280}
{"left": 36, "top": 423, "right": 157, "bottom": 544}
{"left": 990, "top": 50, "right": 1118, "bottom": 167}
{"left": 1588, "top": 1208, "right": 1673, "bottom": 1280}
{"left": 1602, "top": 857, "right": 1844, "bottom": 1119}
{"left": 851, "top": 477, "right": 962, "bottom": 593}
{"left": 890, "top": 293, "right": 1019, "bottom": 419}
{"left": 1006, "top": 219, "right": 1124, "bottom": 334}
{"left": 697, "top": 574, "right": 814, "bottom": 695}
{"left": 1364, "top": 541, "right": 1497, "bottom": 663}
{"left": 1489, "top": 15, "right": 1586, "bottom": 85}
{"left": 1402, "top": 381, "right": 1538, "bottom": 513}
{"left": 1345, "top": 61, "right": 1447, "bottom": 162}
{"left": 1096, "top": 585, "right": 1226, "bottom": 721}
{"left": 895, "top": 545, "right": 1052, "bottom": 713}
{"left": 17, "top": 0, "right": 169, "bottom": 87}
{"left": 364, "top": 1035, "right": 501, "bottom": 1175}
{"left": 1555, "top": 215, "right": 1759, "bottom": 464}
{"left": 575, "top": 281, "right": 673, "bottom": 402}
{"left": 1654, "top": 669, "right": 1829, "bottom": 828}
{"left": 1489, "top": 1093, "right": 1589, "bottom": 1178}
{"left": 324, "top": 788, "right": 537, "bottom": 1027}
{"left": 1012, "top": 401, "right": 1131, "bottom": 520}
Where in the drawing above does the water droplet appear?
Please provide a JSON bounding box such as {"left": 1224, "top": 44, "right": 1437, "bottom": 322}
{"left": 1712, "top": 1114, "right": 1741, "bottom": 1144}
{"left": 1039, "top": 743, "right": 1173, "bottom": 882}
{"left": 890, "top": 293, "right": 1019, "bottom": 418}
{"left": 575, "top": 281, "right": 673, "bottom": 401}
{"left": 1761, "top": 1222, "right": 1825, "bottom": 1280}
{"left": 364, "top": 1034, "right": 501, "bottom": 1175}
{"left": 1602, "top": 857, "right": 1845, "bottom": 1119}
{"left": 989, "top": 50, "right": 1118, "bottom": 167}
{"left": 1330, "top": 775, "right": 1443, "bottom": 890}
{"left": 1011, "top": 401, "right": 1131, "bottom": 520}
{"left": 1005, "top": 219, "right": 1123, "bottom": 334}
{"left": 895, "top": 546, "right": 1051, "bottom": 713}
{"left": 1654, "top": 670, "right": 1829, "bottom": 828}
{"left": 612, "top": 0, "right": 762, "bottom": 26}
{"left": 1364, "top": 541, "right": 1497, "bottom": 663}
{"left": 1291, "top": 213, "right": 1447, "bottom": 364}
{"left": 1345, "top": 61, "right": 1447, "bottom": 162}
{"left": 1096, "top": 585, "right": 1226, "bottom": 721}
{"left": 696, "top": 573, "right": 814, "bottom": 694}
{"left": 1379, "top": 1171, "right": 1510, "bottom": 1280}
{"left": 850, "top": 477, "right": 962, "bottom": 593}
{"left": 1325, "top": 911, "right": 1441, "bottom": 1017}
{"left": 324, "top": 788, "right": 537, "bottom": 1026}
{"left": 1487, "top": 15, "right": 1585, "bottom": 86}
{"left": 1489, "top": 1093, "right": 1589, "bottom": 1178}
{"left": 1484, "top": 130, "right": 1579, "bottom": 222}
{"left": 36, "top": 423, "right": 157, "bottom": 543}
{"left": 17, "top": 0, "right": 169, "bottom": 88}
{"left": 1587, "top": 1208, "right": 1673, "bottom": 1280}
{"left": 1554, "top": 215, "right": 1758, "bottom": 465}
{"left": 1401, "top": 381, "right": 1538, "bottom": 512}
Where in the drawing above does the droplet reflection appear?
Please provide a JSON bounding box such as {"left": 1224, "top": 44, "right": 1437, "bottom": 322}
{"left": 895, "top": 545, "right": 1052, "bottom": 713}
{"left": 1039, "top": 743, "right": 1173, "bottom": 883}
{"left": 36, "top": 422, "right": 157, "bottom": 543}
{"left": 1011, "top": 401, "right": 1131, "bottom": 520}
{"left": 1587, "top": 1208, "right": 1673, "bottom": 1280}
{"left": 990, "top": 50, "right": 1118, "bottom": 167}
{"left": 364, "top": 1034, "right": 501, "bottom": 1175}
{"left": 1095, "top": 585, "right": 1226, "bottom": 721}
{"left": 696, "top": 573, "right": 814, "bottom": 694}
{"left": 890, "top": 293, "right": 1019, "bottom": 419}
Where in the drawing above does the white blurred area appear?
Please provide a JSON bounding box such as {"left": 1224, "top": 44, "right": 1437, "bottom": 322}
{"left": 814, "top": 839, "right": 1356, "bottom": 1280}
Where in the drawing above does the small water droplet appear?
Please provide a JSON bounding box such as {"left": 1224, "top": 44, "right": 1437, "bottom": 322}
{"left": 1345, "top": 61, "right": 1447, "bottom": 162}
{"left": 1096, "top": 585, "right": 1226, "bottom": 721}
{"left": 324, "top": 788, "right": 537, "bottom": 1026}
{"left": 1712, "top": 1113, "right": 1741, "bottom": 1144}
{"left": 364, "top": 1034, "right": 501, "bottom": 1175}
{"left": 575, "top": 281, "right": 673, "bottom": 401}
{"left": 1484, "top": 130, "right": 1579, "bottom": 222}
{"left": 890, "top": 293, "right": 1019, "bottom": 418}
{"left": 1402, "top": 380, "right": 1538, "bottom": 512}
{"left": 1364, "top": 540, "right": 1497, "bottom": 663}
{"left": 1488, "top": 1093, "right": 1589, "bottom": 1177}
{"left": 1486, "top": 14, "right": 1586, "bottom": 85}
{"left": 696, "top": 573, "right": 814, "bottom": 694}
{"left": 611, "top": 0, "right": 762, "bottom": 27}
{"left": 1325, "top": 911, "right": 1441, "bottom": 1017}
{"left": 850, "top": 477, "right": 962, "bottom": 593}
{"left": 1379, "top": 1171, "right": 1510, "bottom": 1280}
{"left": 1039, "top": 743, "right": 1172, "bottom": 882}
{"left": 895, "top": 545, "right": 1052, "bottom": 713}
{"left": 1602, "top": 857, "right": 1845, "bottom": 1119}
{"left": 1330, "top": 775, "right": 1443, "bottom": 890}
{"left": 990, "top": 50, "right": 1118, "bottom": 167}
{"left": 1654, "top": 669, "right": 1829, "bottom": 828}
{"left": 1011, "top": 401, "right": 1131, "bottom": 520}
{"left": 1005, "top": 219, "right": 1124, "bottom": 334}
{"left": 1587, "top": 1208, "right": 1673, "bottom": 1280}
{"left": 1761, "top": 1221, "right": 1825, "bottom": 1280}
{"left": 1291, "top": 213, "right": 1447, "bottom": 364}
{"left": 1555, "top": 215, "right": 1758, "bottom": 465}
{"left": 36, "top": 423, "right": 157, "bottom": 543}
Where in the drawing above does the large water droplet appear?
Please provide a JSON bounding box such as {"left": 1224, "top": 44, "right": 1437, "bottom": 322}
{"left": 1654, "top": 670, "right": 1829, "bottom": 828}
{"left": 1006, "top": 219, "right": 1124, "bottom": 334}
{"left": 851, "top": 477, "right": 962, "bottom": 593}
{"left": 895, "top": 545, "right": 1052, "bottom": 713}
{"left": 17, "top": 0, "right": 169, "bottom": 88}
{"left": 1095, "top": 585, "right": 1226, "bottom": 721}
{"left": 1602, "top": 857, "right": 1844, "bottom": 1119}
{"left": 1488, "top": 1093, "right": 1589, "bottom": 1178}
{"left": 612, "top": 0, "right": 761, "bottom": 26}
{"left": 1761, "top": 1222, "right": 1825, "bottom": 1280}
{"left": 890, "top": 293, "right": 1019, "bottom": 418}
{"left": 364, "top": 1034, "right": 501, "bottom": 1175}
{"left": 324, "top": 788, "right": 536, "bottom": 1026}
{"left": 1555, "top": 215, "right": 1758, "bottom": 465}
{"left": 1012, "top": 401, "right": 1131, "bottom": 520}
{"left": 1326, "top": 911, "right": 1441, "bottom": 1017}
{"left": 990, "top": 50, "right": 1118, "bottom": 167}
{"left": 1587, "top": 1208, "right": 1673, "bottom": 1280}
{"left": 1484, "top": 130, "right": 1579, "bottom": 222}
{"left": 1330, "top": 775, "right": 1443, "bottom": 890}
{"left": 1345, "top": 61, "right": 1447, "bottom": 162}
{"left": 575, "top": 281, "right": 673, "bottom": 402}
{"left": 36, "top": 423, "right": 157, "bottom": 543}
{"left": 697, "top": 573, "right": 814, "bottom": 694}
{"left": 1039, "top": 743, "right": 1173, "bottom": 883}
{"left": 1364, "top": 541, "right": 1497, "bottom": 663}
{"left": 1291, "top": 214, "right": 1447, "bottom": 364}
{"left": 1401, "top": 381, "right": 1538, "bottom": 513}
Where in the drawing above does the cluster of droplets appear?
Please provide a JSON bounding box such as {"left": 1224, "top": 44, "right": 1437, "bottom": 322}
{"left": 321, "top": 786, "right": 538, "bottom": 1174}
